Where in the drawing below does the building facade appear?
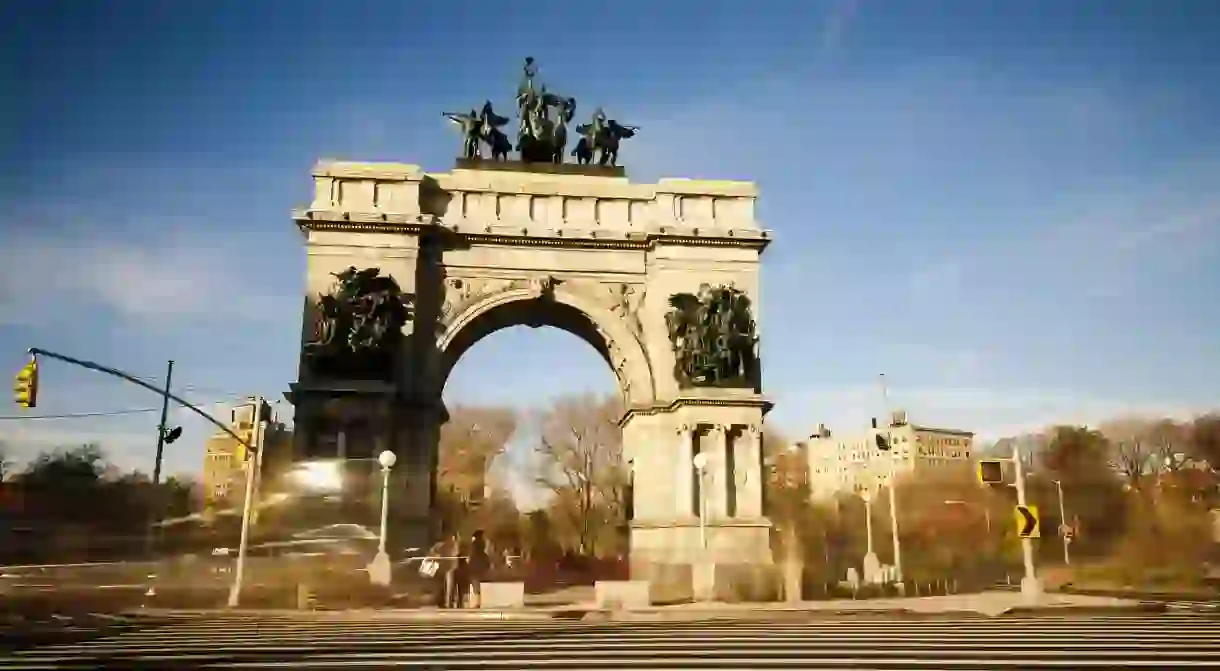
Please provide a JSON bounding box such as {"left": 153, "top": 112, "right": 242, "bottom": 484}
{"left": 804, "top": 411, "right": 975, "bottom": 499}
{"left": 202, "top": 398, "right": 290, "bottom": 507}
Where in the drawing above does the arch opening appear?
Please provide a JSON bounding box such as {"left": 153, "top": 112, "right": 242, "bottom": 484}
{"left": 440, "top": 297, "right": 614, "bottom": 394}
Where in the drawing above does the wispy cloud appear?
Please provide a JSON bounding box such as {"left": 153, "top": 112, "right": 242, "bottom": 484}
{"left": 904, "top": 172, "right": 1220, "bottom": 301}
{"left": 0, "top": 227, "right": 292, "bottom": 329}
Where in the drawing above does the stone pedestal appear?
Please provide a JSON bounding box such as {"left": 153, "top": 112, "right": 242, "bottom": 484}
{"left": 283, "top": 381, "right": 435, "bottom": 555}
{"left": 622, "top": 391, "right": 778, "bottom": 603}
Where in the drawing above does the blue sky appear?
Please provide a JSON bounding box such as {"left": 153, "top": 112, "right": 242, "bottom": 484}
{"left": 1, "top": 0, "right": 1218, "bottom": 481}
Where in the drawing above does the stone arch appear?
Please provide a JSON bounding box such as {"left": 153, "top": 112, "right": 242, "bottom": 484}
{"left": 437, "top": 284, "right": 656, "bottom": 407}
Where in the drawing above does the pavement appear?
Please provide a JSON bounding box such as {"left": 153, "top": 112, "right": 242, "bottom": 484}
{"left": 1, "top": 610, "right": 1217, "bottom": 669}
{"left": 125, "top": 590, "right": 1166, "bottom": 622}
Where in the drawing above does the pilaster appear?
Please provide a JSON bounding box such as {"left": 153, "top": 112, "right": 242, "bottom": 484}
{"left": 705, "top": 424, "right": 729, "bottom": 518}
{"left": 735, "top": 424, "right": 763, "bottom": 518}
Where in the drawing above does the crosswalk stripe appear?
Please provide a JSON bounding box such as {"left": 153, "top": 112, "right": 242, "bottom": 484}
{"left": 2, "top": 613, "right": 1218, "bottom": 669}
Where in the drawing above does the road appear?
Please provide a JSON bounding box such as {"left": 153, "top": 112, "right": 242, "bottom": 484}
{"left": 1, "top": 611, "right": 1218, "bottom": 669}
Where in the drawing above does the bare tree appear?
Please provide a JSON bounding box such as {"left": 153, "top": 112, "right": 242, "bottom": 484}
{"left": 1100, "top": 417, "right": 1153, "bottom": 489}
{"left": 1146, "top": 419, "right": 1190, "bottom": 473}
{"left": 532, "top": 394, "right": 624, "bottom": 556}
{"left": 437, "top": 405, "right": 518, "bottom": 532}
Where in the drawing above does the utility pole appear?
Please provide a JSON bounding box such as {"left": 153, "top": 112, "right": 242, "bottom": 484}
{"left": 151, "top": 360, "right": 174, "bottom": 487}
{"left": 1012, "top": 443, "right": 1042, "bottom": 602}
{"left": 145, "top": 360, "right": 173, "bottom": 559}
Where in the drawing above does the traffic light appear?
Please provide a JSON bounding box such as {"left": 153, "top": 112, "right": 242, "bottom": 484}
{"left": 13, "top": 357, "right": 38, "bottom": 408}
{"left": 977, "top": 460, "right": 1004, "bottom": 484}
{"left": 162, "top": 426, "right": 183, "bottom": 444}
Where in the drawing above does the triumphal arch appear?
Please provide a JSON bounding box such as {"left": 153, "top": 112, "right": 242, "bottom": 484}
{"left": 286, "top": 59, "right": 776, "bottom": 600}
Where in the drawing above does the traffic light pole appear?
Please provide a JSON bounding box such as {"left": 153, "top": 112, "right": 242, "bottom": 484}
{"left": 25, "top": 349, "right": 252, "bottom": 449}
{"left": 1011, "top": 444, "right": 1042, "bottom": 603}
{"left": 144, "top": 360, "right": 174, "bottom": 560}
{"left": 152, "top": 360, "right": 174, "bottom": 488}
{"left": 228, "top": 399, "right": 265, "bottom": 609}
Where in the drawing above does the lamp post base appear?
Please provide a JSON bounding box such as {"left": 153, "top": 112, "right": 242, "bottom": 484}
{"left": 368, "top": 551, "right": 392, "bottom": 587}
{"left": 1020, "top": 575, "right": 1043, "bottom": 604}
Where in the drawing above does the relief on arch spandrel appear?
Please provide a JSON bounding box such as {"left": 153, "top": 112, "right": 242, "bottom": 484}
{"left": 439, "top": 277, "right": 512, "bottom": 323}
{"left": 607, "top": 282, "right": 646, "bottom": 338}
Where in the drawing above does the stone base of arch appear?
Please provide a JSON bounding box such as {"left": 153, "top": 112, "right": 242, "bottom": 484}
{"left": 620, "top": 391, "right": 779, "bottom": 603}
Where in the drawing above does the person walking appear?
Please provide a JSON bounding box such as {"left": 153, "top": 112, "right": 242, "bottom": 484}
{"left": 426, "top": 534, "right": 458, "bottom": 608}
{"left": 468, "top": 530, "right": 491, "bottom": 608}
{"left": 452, "top": 534, "right": 471, "bottom": 609}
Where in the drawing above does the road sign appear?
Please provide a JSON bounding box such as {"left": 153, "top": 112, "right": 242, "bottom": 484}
{"left": 1015, "top": 504, "right": 1040, "bottom": 538}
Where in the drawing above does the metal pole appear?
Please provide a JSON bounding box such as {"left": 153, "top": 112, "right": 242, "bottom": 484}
{"left": 1055, "top": 480, "right": 1070, "bottom": 566}
{"left": 251, "top": 404, "right": 273, "bottom": 528}
{"left": 151, "top": 360, "right": 174, "bottom": 487}
{"left": 378, "top": 465, "right": 391, "bottom": 555}
{"left": 146, "top": 360, "right": 173, "bottom": 559}
{"left": 1012, "top": 443, "right": 1041, "bottom": 601}
{"left": 699, "top": 469, "right": 708, "bottom": 550}
{"left": 228, "top": 397, "right": 264, "bottom": 608}
{"left": 887, "top": 459, "right": 904, "bottom": 590}
{"left": 878, "top": 374, "right": 904, "bottom": 592}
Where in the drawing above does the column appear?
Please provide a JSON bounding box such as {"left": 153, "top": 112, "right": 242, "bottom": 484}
{"left": 676, "top": 425, "right": 693, "bottom": 517}
{"left": 736, "top": 425, "right": 763, "bottom": 518}
{"left": 706, "top": 425, "right": 729, "bottom": 517}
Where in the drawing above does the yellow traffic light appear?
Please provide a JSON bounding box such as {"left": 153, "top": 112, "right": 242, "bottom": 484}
{"left": 13, "top": 357, "right": 38, "bottom": 408}
{"left": 977, "top": 460, "right": 1004, "bottom": 484}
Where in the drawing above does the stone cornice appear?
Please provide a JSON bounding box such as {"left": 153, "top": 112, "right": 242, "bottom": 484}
{"left": 619, "top": 394, "right": 774, "bottom": 427}
{"left": 296, "top": 211, "right": 772, "bottom": 251}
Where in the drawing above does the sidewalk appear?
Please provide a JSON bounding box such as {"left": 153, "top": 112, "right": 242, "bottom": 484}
{"left": 132, "top": 591, "right": 1157, "bottom": 622}
{"left": 575, "top": 591, "right": 1159, "bottom": 621}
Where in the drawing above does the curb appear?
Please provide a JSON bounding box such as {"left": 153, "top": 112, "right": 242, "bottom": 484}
{"left": 125, "top": 601, "right": 1165, "bottom": 623}
{"left": 998, "top": 602, "right": 1169, "bottom": 616}
{"left": 1058, "top": 587, "right": 1220, "bottom": 603}
{"left": 126, "top": 608, "right": 556, "bottom": 622}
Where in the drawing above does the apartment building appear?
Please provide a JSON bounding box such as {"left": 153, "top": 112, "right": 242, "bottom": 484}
{"left": 202, "top": 398, "right": 290, "bottom": 507}
{"left": 804, "top": 410, "right": 975, "bottom": 499}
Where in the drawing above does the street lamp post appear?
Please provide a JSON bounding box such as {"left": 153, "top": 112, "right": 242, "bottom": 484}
{"left": 691, "top": 451, "right": 711, "bottom": 602}
{"left": 368, "top": 450, "right": 397, "bottom": 587}
{"left": 692, "top": 452, "right": 709, "bottom": 550}
{"left": 886, "top": 456, "right": 904, "bottom": 594}
{"left": 1053, "top": 479, "right": 1070, "bottom": 566}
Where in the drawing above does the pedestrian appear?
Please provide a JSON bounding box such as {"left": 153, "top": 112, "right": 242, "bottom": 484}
{"left": 468, "top": 530, "right": 491, "bottom": 608}
{"left": 427, "top": 534, "right": 458, "bottom": 608}
{"left": 452, "top": 535, "right": 471, "bottom": 609}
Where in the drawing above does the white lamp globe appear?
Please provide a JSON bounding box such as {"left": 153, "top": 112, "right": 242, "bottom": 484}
{"left": 378, "top": 450, "right": 397, "bottom": 469}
